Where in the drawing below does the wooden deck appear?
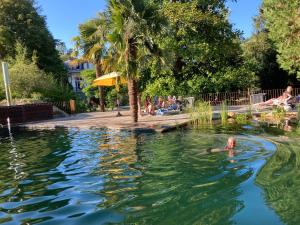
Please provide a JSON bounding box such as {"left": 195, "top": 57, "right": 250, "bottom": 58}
{"left": 21, "top": 110, "right": 191, "bottom": 133}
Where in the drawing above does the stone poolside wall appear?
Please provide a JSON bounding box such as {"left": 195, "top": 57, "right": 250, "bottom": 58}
{"left": 0, "top": 104, "right": 53, "bottom": 125}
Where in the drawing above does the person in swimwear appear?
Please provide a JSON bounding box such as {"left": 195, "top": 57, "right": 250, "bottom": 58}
{"left": 257, "top": 86, "right": 293, "bottom": 107}
{"left": 207, "top": 137, "right": 237, "bottom": 155}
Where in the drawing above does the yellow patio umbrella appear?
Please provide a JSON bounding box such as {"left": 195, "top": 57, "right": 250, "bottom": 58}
{"left": 93, "top": 72, "right": 127, "bottom": 91}
{"left": 93, "top": 72, "right": 127, "bottom": 116}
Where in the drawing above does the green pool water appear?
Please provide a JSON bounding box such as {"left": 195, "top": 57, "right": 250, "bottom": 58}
{"left": 0, "top": 126, "right": 299, "bottom": 225}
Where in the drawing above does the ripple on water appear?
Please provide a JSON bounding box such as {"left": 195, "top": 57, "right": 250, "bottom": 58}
{"left": 0, "top": 127, "right": 295, "bottom": 225}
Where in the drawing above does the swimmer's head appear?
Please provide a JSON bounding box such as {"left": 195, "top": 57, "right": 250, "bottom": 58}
{"left": 227, "top": 137, "right": 236, "bottom": 149}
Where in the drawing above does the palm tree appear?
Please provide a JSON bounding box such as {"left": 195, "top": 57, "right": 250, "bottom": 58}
{"left": 75, "top": 13, "right": 111, "bottom": 112}
{"left": 107, "top": 0, "right": 165, "bottom": 122}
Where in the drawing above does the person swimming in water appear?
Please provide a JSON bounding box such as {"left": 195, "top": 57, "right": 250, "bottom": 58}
{"left": 207, "top": 137, "right": 236, "bottom": 154}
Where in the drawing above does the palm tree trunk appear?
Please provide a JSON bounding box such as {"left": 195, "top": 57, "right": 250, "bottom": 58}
{"left": 128, "top": 77, "right": 138, "bottom": 123}
{"left": 95, "top": 63, "right": 105, "bottom": 112}
{"left": 127, "top": 39, "right": 139, "bottom": 122}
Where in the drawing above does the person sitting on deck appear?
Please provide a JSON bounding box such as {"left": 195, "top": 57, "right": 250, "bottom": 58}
{"left": 156, "top": 96, "right": 166, "bottom": 109}
{"left": 166, "top": 95, "right": 178, "bottom": 110}
{"left": 256, "top": 86, "right": 293, "bottom": 108}
{"left": 144, "top": 95, "right": 155, "bottom": 115}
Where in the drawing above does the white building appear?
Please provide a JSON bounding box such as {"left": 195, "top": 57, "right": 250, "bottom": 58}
{"left": 64, "top": 58, "right": 94, "bottom": 92}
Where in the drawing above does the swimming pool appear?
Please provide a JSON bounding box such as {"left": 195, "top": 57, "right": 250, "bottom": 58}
{"left": 0, "top": 126, "right": 299, "bottom": 224}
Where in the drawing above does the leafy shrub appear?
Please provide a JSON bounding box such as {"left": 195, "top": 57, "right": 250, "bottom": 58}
{"left": 186, "top": 66, "right": 257, "bottom": 95}
{"left": 105, "top": 86, "right": 128, "bottom": 109}
{"left": 106, "top": 88, "right": 118, "bottom": 110}
{"left": 0, "top": 43, "right": 72, "bottom": 102}
{"left": 143, "top": 77, "right": 181, "bottom": 98}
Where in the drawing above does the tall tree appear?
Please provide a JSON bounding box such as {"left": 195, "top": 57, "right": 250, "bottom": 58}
{"left": 146, "top": 0, "right": 251, "bottom": 94}
{"left": 76, "top": 13, "right": 111, "bottom": 112}
{"left": 108, "top": 0, "right": 164, "bottom": 122}
{"left": 56, "top": 40, "right": 67, "bottom": 56}
{"left": 242, "top": 13, "right": 295, "bottom": 89}
{"left": 262, "top": 0, "right": 300, "bottom": 78}
{"left": 0, "top": 0, "right": 66, "bottom": 80}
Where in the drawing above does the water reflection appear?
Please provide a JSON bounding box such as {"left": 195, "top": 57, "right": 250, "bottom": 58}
{"left": 95, "top": 131, "right": 279, "bottom": 225}
{"left": 0, "top": 127, "right": 71, "bottom": 224}
{"left": 256, "top": 138, "right": 300, "bottom": 225}
{"left": 0, "top": 127, "right": 292, "bottom": 225}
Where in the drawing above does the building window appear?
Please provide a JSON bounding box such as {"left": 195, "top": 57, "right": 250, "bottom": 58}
{"left": 75, "top": 77, "right": 81, "bottom": 91}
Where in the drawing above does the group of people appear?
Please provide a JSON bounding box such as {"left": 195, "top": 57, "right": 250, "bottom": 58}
{"left": 142, "top": 95, "right": 181, "bottom": 116}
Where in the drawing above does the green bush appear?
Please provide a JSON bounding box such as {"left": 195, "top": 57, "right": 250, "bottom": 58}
{"left": 74, "top": 98, "right": 88, "bottom": 113}
{"left": 186, "top": 66, "right": 257, "bottom": 95}
{"left": 105, "top": 86, "right": 128, "bottom": 109}
{"left": 0, "top": 43, "right": 72, "bottom": 102}
{"left": 106, "top": 88, "right": 118, "bottom": 110}
{"left": 143, "top": 77, "right": 181, "bottom": 98}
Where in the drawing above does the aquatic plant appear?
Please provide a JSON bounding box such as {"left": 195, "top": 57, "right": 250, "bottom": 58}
{"left": 272, "top": 107, "right": 285, "bottom": 125}
{"left": 189, "top": 107, "right": 197, "bottom": 125}
{"left": 220, "top": 101, "right": 228, "bottom": 125}
{"left": 235, "top": 113, "right": 248, "bottom": 124}
{"left": 260, "top": 112, "right": 268, "bottom": 122}
{"left": 246, "top": 104, "right": 253, "bottom": 119}
{"left": 190, "top": 101, "right": 213, "bottom": 125}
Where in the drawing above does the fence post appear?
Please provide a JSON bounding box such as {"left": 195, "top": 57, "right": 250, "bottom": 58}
{"left": 70, "top": 100, "right": 76, "bottom": 114}
{"left": 248, "top": 88, "right": 251, "bottom": 105}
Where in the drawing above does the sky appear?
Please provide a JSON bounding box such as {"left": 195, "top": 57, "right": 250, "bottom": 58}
{"left": 36, "top": 0, "right": 262, "bottom": 49}
{"left": 36, "top": 0, "right": 107, "bottom": 48}
{"left": 227, "top": 0, "right": 262, "bottom": 37}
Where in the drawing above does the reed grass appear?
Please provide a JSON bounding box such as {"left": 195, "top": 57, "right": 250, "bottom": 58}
{"left": 190, "top": 101, "right": 213, "bottom": 125}
{"left": 246, "top": 104, "right": 253, "bottom": 119}
{"left": 220, "top": 101, "right": 228, "bottom": 125}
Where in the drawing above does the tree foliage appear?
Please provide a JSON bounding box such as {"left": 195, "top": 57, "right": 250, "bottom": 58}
{"left": 242, "top": 10, "right": 299, "bottom": 89}
{"left": 0, "top": 43, "right": 72, "bottom": 101}
{"left": 72, "top": 0, "right": 300, "bottom": 118}
{"left": 0, "top": 0, "right": 66, "bottom": 80}
{"left": 80, "top": 69, "right": 97, "bottom": 98}
{"left": 262, "top": 0, "right": 300, "bottom": 78}
{"left": 105, "top": 0, "right": 166, "bottom": 121}
{"left": 75, "top": 12, "right": 114, "bottom": 112}
{"left": 140, "top": 0, "right": 256, "bottom": 95}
